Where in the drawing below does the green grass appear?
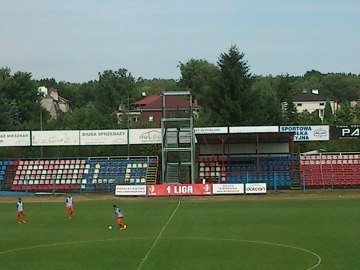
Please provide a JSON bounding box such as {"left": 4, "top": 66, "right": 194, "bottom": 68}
{"left": 0, "top": 196, "right": 359, "bottom": 270}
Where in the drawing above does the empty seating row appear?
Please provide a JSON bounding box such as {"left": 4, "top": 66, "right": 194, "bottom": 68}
{"left": 1, "top": 156, "right": 159, "bottom": 192}
{"left": 300, "top": 154, "right": 360, "bottom": 187}
{"left": 198, "top": 155, "right": 294, "bottom": 187}
{"left": 18, "top": 159, "right": 85, "bottom": 165}
{"left": 226, "top": 172, "right": 291, "bottom": 187}
{"left": 302, "top": 159, "right": 359, "bottom": 165}
{"left": 300, "top": 154, "right": 360, "bottom": 160}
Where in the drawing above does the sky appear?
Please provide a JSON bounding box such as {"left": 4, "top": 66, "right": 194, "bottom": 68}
{"left": 1, "top": 0, "right": 359, "bottom": 83}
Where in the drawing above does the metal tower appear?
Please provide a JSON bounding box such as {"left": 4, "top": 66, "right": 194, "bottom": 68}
{"left": 161, "top": 91, "right": 196, "bottom": 184}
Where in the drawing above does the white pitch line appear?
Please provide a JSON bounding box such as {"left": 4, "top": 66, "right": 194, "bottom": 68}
{"left": 0, "top": 230, "right": 321, "bottom": 270}
{"left": 171, "top": 237, "right": 322, "bottom": 270}
{"left": 136, "top": 200, "right": 181, "bottom": 270}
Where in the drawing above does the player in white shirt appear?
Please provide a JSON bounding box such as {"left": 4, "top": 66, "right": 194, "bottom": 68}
{"left": 16, "top": 198, "right": 26, "bottom": 224}
{"left": 66, "top": 196, "right": 74, "bottom": 219}
{"left": 113, "top": 205, "right": 127, "bottom": 230}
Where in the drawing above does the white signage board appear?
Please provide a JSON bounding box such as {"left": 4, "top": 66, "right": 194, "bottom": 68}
{"left": 280, "top": 125, "right": 329, "bottom": 141}
{"left": 230, "top": 126, "right": 279, "bottom": 133}
{"left": 0, "top": 131, "right": 31, "bottom": 146}
{"left": 130, "top": 129, "right": 162, "bottom": 144}
{"left": 79, "top": 130, "right": 127, "bottom": 145}
{"left": 115, "top": 185, "right": 147, "bottom": 196}
{"left": 32, "top": 130, "right": 80, "bottom": 146}
{"left": 245, "top": 183, "right": 267, "bottom": 194}
{"left": 212, "top": 183, "right": 244, "bottom": 195}
{"left": 194, "top": 127, "right": 228, "bottom": 134}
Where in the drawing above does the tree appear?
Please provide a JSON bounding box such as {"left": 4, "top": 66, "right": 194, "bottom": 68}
{"left": 0, "top": 69, "right": 40, "bottom": 129}
{"left": 48, "top": 103, "right": 119, "bottom": 130}
{"left": 275, "top": 73, "right": 292, "bottom": 103}
{"left": 322, "top": 74, "right": 352, "bottom": 102}
{"left": 249, "top": 77, "right": 282, "bottom": 125}
{"left": 135, "top": 78, "right": 180, "bottom": 97}
{"left": 283, "top": 97, "right": 298, "bottom": 124}
{"left": 323, "top": 100, "right": 334, "bottom": 124}
{"left": 96, "top": 69, "right": 137, "bottom": 115}
{"left": 178, "top": 59, "right": 217, "bottom": 103}
{"left": 200, "top": 45, "right": 253, "bottom": 126}
{"left": 351, "top": 105, "right": 360, "bottom": 124}
{"left": 334, "top": 102, "right": 354, "bottom": 125}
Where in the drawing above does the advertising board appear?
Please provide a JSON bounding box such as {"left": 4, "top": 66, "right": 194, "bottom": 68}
{"left": 245, "top": 183, "right": 267, "bottom": 194}
{"left": 147, "top": 184, "right": 212, "bottom": 196}
{"left": 0, "top": 131, "right": 31, "bottom": 146}
{"left": 32, "top": 130, "right": 80, "bottom": 146}
{"left": 115, "top": 185, "right": 147, "bottom": 196}
{"left": 212, "top": 183, "right": 244, "bottom": 194}
{"left": 129, "top": 129, "right": 162, "bottom": 144}
{"left": 280, "top": 125, "right": 329, "bottom": 141}
{"left": 331, "top": 125, "right": 359, "bottom": 140}
{"left": 230, "top": 126, "right": 278, "bottom": 133}
{"left": 80, "top": 130, "right": 127, "bottom": 145}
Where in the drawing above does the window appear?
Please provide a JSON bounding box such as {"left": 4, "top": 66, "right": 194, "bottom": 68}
{"left": 297, "top": 103, "right": 302, "bottom": 107}
{"left": 319, "top": 103, "right": 325, "bottom": 106}
{"left": 148, "top": 116, "right": 154, "bottom": 122}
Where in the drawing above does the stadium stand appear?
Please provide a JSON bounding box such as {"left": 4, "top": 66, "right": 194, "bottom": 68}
{"left": 198, "top": 155, "right": 294, "bottom": 188}
{"left": 300, "top": 154, "right": 360, "bottom": 187}
{"left": 0, "top": 156, "right": 158, "bottom": 193}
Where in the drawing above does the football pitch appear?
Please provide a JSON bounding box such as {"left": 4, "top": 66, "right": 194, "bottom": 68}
{"left": 0, "top": 191, "right": 359, "bottom": 270}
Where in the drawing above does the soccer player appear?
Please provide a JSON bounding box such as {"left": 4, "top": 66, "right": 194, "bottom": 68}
{"left": 16, "top": 198, "right": 26, "bottom": 224}
{"left": 113, "top": 204, "right": 127, "bottom": 230}
{"left": 66, "top": 196, "right": 74, "bottom": 219}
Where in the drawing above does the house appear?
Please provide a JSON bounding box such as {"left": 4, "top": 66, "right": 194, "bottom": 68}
{"left": 282, "top": 89, "right": 338, "bottom": 120}
{"left": 38, "top": 86, "right": 71, "bottom": 119}
{"left": 118, "top": 92, "right": 199, "bottom": 127}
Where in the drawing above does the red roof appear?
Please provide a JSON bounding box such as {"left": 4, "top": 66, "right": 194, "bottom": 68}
{"left": 132, "top": 93, "right": 198, "bottom": 110}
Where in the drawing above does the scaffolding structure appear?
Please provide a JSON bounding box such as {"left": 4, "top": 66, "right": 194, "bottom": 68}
{"left": 161, "top": 91, "right": 196, "bottom": 184}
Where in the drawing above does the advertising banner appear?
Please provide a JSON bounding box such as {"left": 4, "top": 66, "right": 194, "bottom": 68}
{"left": 245, "top": 183, "right": 267, "bottom": 194}
{"left": 330, "top": 125, "right": 359, "bottom": 140}
{"left": 229, "top": 126, "right": 278, "bottom": 133}
{"left": 0, "top": 131, "right": 31, "bottom": 146}
{"left": 32, "top": 130, "right": 80, "bottom": 146}
{"left": 212, "top": 183, "right": 244, "bottom": 195}
{"left": 147, "top": 184, "right": 212, "bottom": 196}
{"left": 280, "top": 125, "right": 329, "bottom": 141}
{"left": 80, "top": 129, "right": 127, "bottom": 145}
{"left": 115, "top": 185, "right": 147, "bottom": 196}
{"left": 130, "top": 129, "right": 162, "bottom": 144}
{"left": 194, "top": 127, "right": 228, "bottom": 134}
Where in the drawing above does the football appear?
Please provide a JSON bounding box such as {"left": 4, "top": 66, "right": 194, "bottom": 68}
{"left": 108, "top": 225, "right": 113, "bottom": 230}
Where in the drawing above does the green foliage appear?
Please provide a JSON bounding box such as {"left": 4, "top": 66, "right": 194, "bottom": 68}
{"left": 297, "top": 110, "right": 321, "bottom": 125}
{"left": 178, "top": 59, "right": 217, "bottom": 103}
{"left": 248, "top": 77, "right": 282, "bottom": 125}
{"left": 135, "top": 78, "right": 180, "bottom": 97}
{"left": 96, "top": 69, "right": 136, "bottom": 115}
{"left": 334, "top": 102, "right": 354, "bottom": 125}
{"left": 283, "top": 97, "right": 298, "bottom": 124}
{"left": 274, "top": 73, "right": 293, "bottom": 103}
{"left": 323, "top": 100, "right": 334, "bottom": 124}
{"left": 49, "top": 104, "right": 119, "bottom": 130}
{"left": 199, "top": 45, "right": 253, "bottom": 126}
{"left": 0, "top": 68, "right": 40, "bottom": 130}
{"left": 352, "top": 105, "right": 360, "bottom": 123}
